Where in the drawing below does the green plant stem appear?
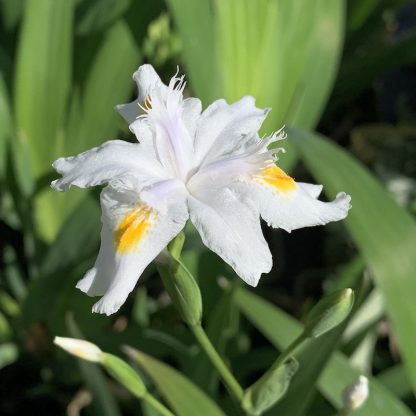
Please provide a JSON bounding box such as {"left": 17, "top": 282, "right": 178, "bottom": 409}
{"left": 270, "top": 332, "right": 307, "bottom": 372}
{"left": 190, "top": 324, "right": 244, "bottom": 402}
{"left": 143, "top": 393, "right": 175, "bottom": 416}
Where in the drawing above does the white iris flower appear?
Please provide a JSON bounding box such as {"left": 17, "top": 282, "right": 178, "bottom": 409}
{"left": 52, "top": 65, "right": 351, "bottom": 315}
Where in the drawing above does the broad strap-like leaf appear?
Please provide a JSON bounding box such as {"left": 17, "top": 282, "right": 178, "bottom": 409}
{"left": 14, "top": 0, "right": 73, "bottom": 177}
{"left": 234, "top": 288, "right": 413, "bottom": 416}
{"left": 126, "top": 347, "right": 226, "bottom": 416}
{"left": 0, "top": 75, "right": 11, "bottom": 179}
{"left": 290, "top": 127, "right": 416, "bottom": 395}
{"left": 167, "top": 0, "right": 221, "bottom": 105}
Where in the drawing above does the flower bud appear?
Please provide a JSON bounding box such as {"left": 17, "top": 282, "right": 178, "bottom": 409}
{"left": 304, "top": 288, "right": 354, "bottom": 338}
{"left": 54, "top": 336, "right": 102, "bottom": 362}
{"left": 242, "top": 357, "right": 298, "bottom": 415}
{"left": 342, "top": 375, "right": 369, "bottom": 411}
{"left": 158, "top": 256, "right": 202, "bottom": 326}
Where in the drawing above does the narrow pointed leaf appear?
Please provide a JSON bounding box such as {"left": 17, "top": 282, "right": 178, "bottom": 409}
{"left": 0, "top": 75, "right": 12, "bottom": 178}
{"left": 14, "top": 0, "right": 73, "bottom": 177}
{"left": 67, "top": 322, "right": 122, "bottom": 416}
{"left": 71, "top": 20, "right": 141, "bottom": 154}
{"left": 288, "top": 0, "right": 345, "bottom": 129}
{"left": 125, "top": 347, "right": 226, "bottom": 416}
{"left": 167, "top": 0, "right": 221, "bottom": 104}
{"left": 75, "top": 0, "right": 130, "bottom": 35}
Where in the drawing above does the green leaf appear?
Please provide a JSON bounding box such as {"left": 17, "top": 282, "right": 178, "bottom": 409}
{"left": 290, "top": 127, "right": 416, "bottom": 394}
{"left": 40, "top": 193, "right": 100, "bottom": 276}
{"left": 0, "top": 74, "right": 12, "bottom": 179}
{"left": 21, "top": 195, "right": 100, "bottom": 327}
{"left": 378, "top": 365, "right": 413, "bottom": 399}
{"left": 0, "top": 0, "right": 26, "bottom": 31}
{"left": 347, "top": 0, "right": 378, "bottom": 31}
{"left": 0, "top": 342, "right": 18, "bottom": 370}
{"left": 272, "top": 324, "right": 349, "bottom": 416}
{"left": 71, "top": 19, "right": 141, "bottom": 154}
{"left": 167, "top": 0, "right": 221, "bottom": 105}
{"left": 234, "top": 288, "right": 413, "bottom": 416}
{"left": 75, "top": 0, "right": 130, "bottom": 35}
{"left": 125, "top": 347, "right": 226, "bottom": 416}
{"left": 14, "top": 0, "right": 74, "bottom": 239}
{"left": 287, "top": 0, "right": 345, "bottom": 129}
{"left": 214, "top": 0, "right": 345, "bottom": 130}
{"left": 14, "top": 0, "right": 73, "bottom": 177}
{"left": 332, "top": 30, "right": 416, "bottom": 111}
{"left": 208, "top": 0, "right": 345, "bottom": 173}
{"left": 67, "top": 320, "right": 122, "bottom": 416}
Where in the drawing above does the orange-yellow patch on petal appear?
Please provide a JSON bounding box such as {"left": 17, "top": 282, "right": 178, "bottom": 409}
{"left": 259, "top": 165, "right": 297, "bottom": 192}
{"left": 115, "top": 206, "right": 153, "bottom": 253}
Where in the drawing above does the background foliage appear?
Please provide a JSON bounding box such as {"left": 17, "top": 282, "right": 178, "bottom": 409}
{"left": 1, "top": 0, "right": 416, "bottom": 415}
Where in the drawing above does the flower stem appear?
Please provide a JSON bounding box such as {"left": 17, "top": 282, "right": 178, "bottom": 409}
{"left": 143, "top": 393, "right": 174, "bottom": 416}
{"left": 190, "top": 324, "right": 244, "bottom": 402}
{"left": 269, "top": 332, "right": 306, "bottom": 372}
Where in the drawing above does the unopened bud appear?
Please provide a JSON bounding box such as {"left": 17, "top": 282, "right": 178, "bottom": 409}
{"left": 242, "top": 357, "right": 299, "bottom": 415}
{"left": 54, "top": 336, "right": 102, "bottom": 362}
{"left": 304, "top": 288, "right": 354, "bottom": 338}
{"left": 342, "top": 375, "right": 369, "bottom": 411}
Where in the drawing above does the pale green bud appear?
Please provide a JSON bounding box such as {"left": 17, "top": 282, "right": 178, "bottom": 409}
{"left": 54, "top": 336, "right": 102, "bottom": 362}
{"left": 304, "top": 288, "right": 354, "bottom": 338}
{"left": 242, "top": 357, "right": 298, "bottom": 416}
{"left": 54, "top": 336, "right": 147, "bottom": 399}
{"left": 158, "top": 255, "right": 202, "bottom": 326}
{"left": 157, "top": 232, "right": 202, "bottom": 326}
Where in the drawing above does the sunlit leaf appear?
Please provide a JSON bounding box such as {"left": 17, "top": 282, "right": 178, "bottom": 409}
{"left": 70, "top": 19, "right": 141, "bottom": 154}
{"left": 14, "top": 0, "right": 73, "bottom": 177}
{"left": 167, "top": 0, "right": 221, "bottom": 105}
{"left": 14, "top": 0, "right": 73, "bottom": 239}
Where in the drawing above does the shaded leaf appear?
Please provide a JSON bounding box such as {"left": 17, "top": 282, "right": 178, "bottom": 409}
{"left": 291, "top": 127, "right": 416, "bottom": 394}
{"left": 126, "top": 347, "right": 226, "bottom": 416}
{"left": 234, "top": 287, "right": 413, "bottom": 416}
{"left": 75, "top": 0, "right": 130, "bottom": 35}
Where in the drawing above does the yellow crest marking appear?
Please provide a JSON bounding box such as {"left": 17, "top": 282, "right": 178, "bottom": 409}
{"left": 114, "top": 206, "right": 152, "bottom": 253}
{"left": 259, "top": 165, "right": 297, "bottom": 192}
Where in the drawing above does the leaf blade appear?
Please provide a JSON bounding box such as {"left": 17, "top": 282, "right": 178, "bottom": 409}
{"left": 127, "top": 348, "right": 226, "bottom": 416}
{"left": 290, "top": 127, "right": 416, "bottom": 394}
{"left": 234, "top": 288, "right": 413, "bottom": 416}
